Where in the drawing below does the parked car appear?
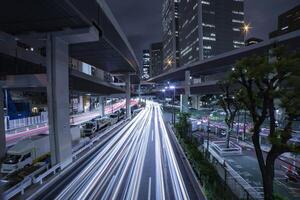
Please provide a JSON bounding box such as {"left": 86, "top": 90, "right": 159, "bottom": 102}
{"left": 1, "top": 135, "right": 50, "bottom": 174}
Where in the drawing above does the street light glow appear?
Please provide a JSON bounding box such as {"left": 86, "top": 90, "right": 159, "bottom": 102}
{"left": 242, "top": 23, "right": 251, "bottom": 35}
{"left": 169, "top": 85, "right": 175, "bottom": 89}
{"left": 162, "top": 89, "right": 166, "bottom": 92}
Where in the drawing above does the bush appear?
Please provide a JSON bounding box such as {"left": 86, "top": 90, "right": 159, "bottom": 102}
{"left": 175, "top": 113, "right": 237, "bottom": 200}
{"left": 273, "top": 194, "right": 288, "bottom": 200}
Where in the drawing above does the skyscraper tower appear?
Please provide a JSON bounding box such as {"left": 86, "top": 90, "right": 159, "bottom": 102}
{"left": 162, "top": 0, "right": 180, "bottom": 71}
{"left": 179, "top": 0, "right": 245, "bottom": 66}
{"left": 142, "top": 50, "right": 151, "bottom": 80}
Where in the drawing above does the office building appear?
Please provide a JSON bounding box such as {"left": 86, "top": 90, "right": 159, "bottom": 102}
{"left": 179, "top": 0, "right": 245, "bottom": 66}
{"left": 150, "top": 42, "right": 164, "bottom": 77}
{"left": 142, "top": 50, "right": 151, "bottom": 80}
{"left": 269, "top": 4, "right": 300, "bottom": 38}
{"left": 162, "top": 0, "right": 180, "bottom": 71}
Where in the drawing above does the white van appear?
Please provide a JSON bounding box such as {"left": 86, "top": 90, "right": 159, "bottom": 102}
{"left": 1, "top": 135, "right": 50, "bottom": 174}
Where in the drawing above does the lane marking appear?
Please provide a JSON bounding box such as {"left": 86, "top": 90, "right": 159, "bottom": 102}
{"left": 148, "top": 177, "right": 152, "bottom": 200}
{"left": 152, "top": 130, "right": 154, "bottom": 142}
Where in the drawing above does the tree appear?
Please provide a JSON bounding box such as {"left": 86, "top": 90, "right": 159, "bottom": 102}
{"left": 175, "top": 112, "right": 191, "bottom": 139}
{"left": 218, "top": 82, "right": 240, "bottom": 148}
{"left": 228, "top": 47, "right": 300, "bottom": 200}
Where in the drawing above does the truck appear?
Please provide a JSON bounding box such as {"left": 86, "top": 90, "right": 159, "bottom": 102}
{"left": 83, "top": 117, "right": 111, "bottom": 137}
{"left": 108, "top": 114, "right": 119, "bottom": 125}
{"left": 1, "top": 135, "right": 50, "bottom": 174}
{"left": 114, "top": 108, "right": 126, "bottom": 121}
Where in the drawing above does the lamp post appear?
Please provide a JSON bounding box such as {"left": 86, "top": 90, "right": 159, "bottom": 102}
{"left": 206, "top": 117, "right": 210, "bottom": 157}
{"left": 236, "top": 110, "right": 240, "bottom": 143}
{"left": 161, "top": 89, "right": 166, "bottom": 106}
{"left": 243, "top": 110, "right": 246, "bottom": 141}
{"left": 169, "top": 85, "right": 176, "bottom": 124}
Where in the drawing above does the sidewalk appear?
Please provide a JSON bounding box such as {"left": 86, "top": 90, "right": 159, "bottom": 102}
{"left": 5, "top": 100, "right": 139, "bottom": 146}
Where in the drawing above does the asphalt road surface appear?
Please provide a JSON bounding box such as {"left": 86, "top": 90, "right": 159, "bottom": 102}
{"left": 35, "top": 102, "right": 204, "bottom": 200}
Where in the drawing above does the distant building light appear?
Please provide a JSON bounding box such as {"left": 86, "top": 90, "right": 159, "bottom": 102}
{"left": 201, "top": 1, "right": 210, "bottom": 5}
{"left": 203, "top": 37, "right": 216, "bottom": 41}
{"left": 232, "top": 19, "right": 244, "bottom": 24}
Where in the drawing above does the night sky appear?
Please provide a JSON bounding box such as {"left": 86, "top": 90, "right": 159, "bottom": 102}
{"left": 107, "top": 0, "right": 300, "bottom": 66}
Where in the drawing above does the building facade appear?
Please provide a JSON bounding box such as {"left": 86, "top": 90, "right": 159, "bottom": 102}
{"left": 179, "top": 0, "right": 245, "bottom": 66}
{"left": 142, "top": 50, "right": 151, "bottom": 80}
{"left": 150, "top": 42, "right": 164, "bottom": 77}
{"left": 269, "top": 4, "right": 300, "bottom": 38}
{"left": 162, "top": 0, "right": 180, "bottom": 71}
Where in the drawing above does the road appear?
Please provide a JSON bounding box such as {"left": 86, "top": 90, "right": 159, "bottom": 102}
{"left": 34, "top": 102, "right": 204, "bottom": 200}
{"left": 5, "top": 100, "right": 138, "bottom": 146}
{"left": 193, "top": 131, "right": 300, "bottom": 199}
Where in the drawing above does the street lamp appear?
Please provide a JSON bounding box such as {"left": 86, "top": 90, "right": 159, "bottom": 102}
{"left": 206, "top": 117, "right": 211, "bottom": 158}
{"left": 161, "top": 89, "right": 166, "bottom": 105}
{"left": 169, "top": 85, "right": 176, "bottom": 124}
{"left": 242, "top": 23, "right": 252, "bottom": 39}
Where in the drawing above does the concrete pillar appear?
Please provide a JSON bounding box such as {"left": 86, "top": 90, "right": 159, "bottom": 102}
{"left": 0, "top": 86, "right": 5, "bottom": 159}
{"left": 99, "top": 97, "right": 105, "bottom": 117}
{"left": 78, "top": 96, "right": 84, "bottom": 113}
{"left": 191, "top": 96, "right": 198, "bottom": 109}
{"left": 46, "top": 34, "right": 72, "bottom": 169}
{"left": 180, "top": 94, "right": 189, "bottom": 113}
{"left": 180, "top": 70, "right": 190, "bottom": 113}
{"left": 125, "top": 74, "right": 131, "bottom": 119}
{"left": 185, "top": 70, "right": 191, "bottom": 96}
{"left": 138, "top": 84, "right": 141, "bottom": 103}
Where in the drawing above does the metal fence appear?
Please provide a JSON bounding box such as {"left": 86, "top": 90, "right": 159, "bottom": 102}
{"left": 203, "top": 144, "right": 264, "bottom": 200}
{"left": 5, "top": 112, "right": 48, "bottom": 131}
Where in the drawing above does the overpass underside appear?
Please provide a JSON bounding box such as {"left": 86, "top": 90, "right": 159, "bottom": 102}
{"left": 0, "top": 0, "right": 139, "bottom": 169}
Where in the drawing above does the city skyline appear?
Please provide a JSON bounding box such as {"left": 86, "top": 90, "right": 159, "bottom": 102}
{"left": 107, "top": 0, "right": 300, "bottom": 65}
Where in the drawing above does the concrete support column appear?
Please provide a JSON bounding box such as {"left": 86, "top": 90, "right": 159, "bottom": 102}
{"left": 125, "top": 74, "right": 131, "bottom": 119}
{"left": 138, "top": 84, "right": 141, "bottom": 103}
{"left": 191, "top": 95, "right": 198, "bottom": 109}
{"left": 0, "top": 86, "right": 5, "bottom": 159}
{"left": 180, "top": 95, "right": 189, "bottom": 113}
{"left": 46, "top": 34, "right": 72, "bottom": 169}
{"left": 78, "top": 96, "right": 84, "bottom": 113}
{"left": 180, "top": 70, "right": 190, "bottom": 113}
{"left": 99, "top": 97, "right": 105, "bottom": 117}
{"left": 185, "top": 70, "right": 191, "bottom": 96}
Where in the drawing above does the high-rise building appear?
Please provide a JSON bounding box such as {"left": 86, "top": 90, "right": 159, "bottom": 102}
{"left": 150, "top": 42, "right": 164, "bottom": 77}
{"left": 179, "top": 0, "right": 245, "bottom": 66}
{"left": 142, "top": 50, "right": 151, "bottom": 80}
{"left": 269, "top": 4, "right": 300, "bottom": 38}
{"left": 162, "top": 0, "right": 180, "bottom": 71}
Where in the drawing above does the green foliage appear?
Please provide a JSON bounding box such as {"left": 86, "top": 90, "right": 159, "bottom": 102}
{"left": 175, "top": 114, "right": 237, "bottom": 200}
{"left": 273, "top": 193, "right": 288, "bottom": 200}
{"left": 224, "top": 46, "right": 300, "bottom": 199}
{"left": 230, "top": 46, "right": 300, "bottom": 152}
{"left": 175, "top": 112, "right": 191, "bottom": 138}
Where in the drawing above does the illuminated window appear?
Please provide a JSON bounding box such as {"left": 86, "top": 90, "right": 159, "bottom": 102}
{"left": 232, "top": 19, "right": 244, "bottom": 23}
